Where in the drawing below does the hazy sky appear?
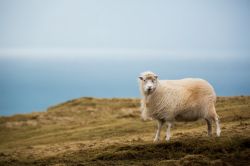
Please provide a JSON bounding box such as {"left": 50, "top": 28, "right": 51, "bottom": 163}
{"left": 0, "top": 0, "right": 250, "bottom": 115}
{"left": 0, "top": 0, "right": 249, "bottom": 53}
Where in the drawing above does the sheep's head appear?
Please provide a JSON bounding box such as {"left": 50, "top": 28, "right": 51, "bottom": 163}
{"left": 139, "top": 71, "right": 158, "bottom": 95}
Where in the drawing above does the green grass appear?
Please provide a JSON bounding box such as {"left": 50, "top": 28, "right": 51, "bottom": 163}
{"left": 0, "top": 96, "right": 250, "bottom": 165}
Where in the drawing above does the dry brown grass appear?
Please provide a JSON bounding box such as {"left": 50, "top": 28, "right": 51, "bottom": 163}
{"left": 0, "top": 96, "right": 250, "bottom": 165}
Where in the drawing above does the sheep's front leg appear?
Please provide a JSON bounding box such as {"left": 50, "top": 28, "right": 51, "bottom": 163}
{"left": 154, "top": 120, "right": 164, "bottom": 142}
{"left": 166, "top": 122, "right": 172, "bottom": 141}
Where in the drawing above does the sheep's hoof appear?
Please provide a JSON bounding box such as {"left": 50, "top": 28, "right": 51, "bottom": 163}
{"left": 153, "top": 138, "right": 160, "bottom": 143}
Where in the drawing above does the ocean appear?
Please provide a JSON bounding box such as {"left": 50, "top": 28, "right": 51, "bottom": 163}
{"left": 0, "top": 54, "right": 249, "bottom": 115}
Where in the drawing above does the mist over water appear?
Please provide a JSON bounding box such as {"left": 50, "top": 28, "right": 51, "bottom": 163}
{"left": 0, "top": 53, "right": 249, "bottom": 116}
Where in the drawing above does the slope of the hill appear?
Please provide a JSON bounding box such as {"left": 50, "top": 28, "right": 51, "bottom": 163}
{"left": 0, "top": 96, "right": 250, "bottom": 165}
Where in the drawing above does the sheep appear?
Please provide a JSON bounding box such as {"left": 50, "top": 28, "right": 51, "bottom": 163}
{"left": 138, "top": 71, "right": 221, "bottom": 142}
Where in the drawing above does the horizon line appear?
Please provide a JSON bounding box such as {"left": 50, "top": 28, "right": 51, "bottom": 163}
{"left": 0, "top": 47, "right": 248, "bottom": 60}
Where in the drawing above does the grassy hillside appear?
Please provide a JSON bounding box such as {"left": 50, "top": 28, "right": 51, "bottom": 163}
{"left": 0, "top": 96, "right": 250, "bottom": 165}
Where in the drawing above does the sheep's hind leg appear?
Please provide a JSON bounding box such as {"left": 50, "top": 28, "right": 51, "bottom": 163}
{"left": 166, "top": 122, "right": 172, "bottom": 141}
{"left": 215, "top": 116, "right": 221, "bottom": 137}
{"left": 154, "top": 120, "right": 164, "bottom": 142}
{"left": 207, "top": 105, "right": 221, "bottom": 137}
{"left": 205, "top": 118, "right": 212, "bottom": 136}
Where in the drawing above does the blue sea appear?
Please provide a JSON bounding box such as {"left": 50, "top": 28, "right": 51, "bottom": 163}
{"left": 0, "top": 54, "right": 249, "bottom": 116}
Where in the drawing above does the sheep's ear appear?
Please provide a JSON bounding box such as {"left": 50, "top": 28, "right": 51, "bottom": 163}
{"left": 138, "top": 76, "right": 143, "bottom": 80}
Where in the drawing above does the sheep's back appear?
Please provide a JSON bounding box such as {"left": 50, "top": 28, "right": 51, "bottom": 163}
{"left": 162, "top": 78, "right": 216, "bottom": 99}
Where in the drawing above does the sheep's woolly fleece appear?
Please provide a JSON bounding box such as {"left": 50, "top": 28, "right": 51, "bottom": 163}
{"left": 139, "top": 71, "right": 217, "bottom": 122}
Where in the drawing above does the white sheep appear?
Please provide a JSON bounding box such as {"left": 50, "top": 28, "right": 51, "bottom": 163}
{"left": 138, "top": 71, "right": 221, "bottom": 142}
